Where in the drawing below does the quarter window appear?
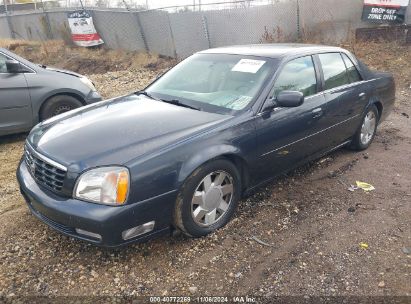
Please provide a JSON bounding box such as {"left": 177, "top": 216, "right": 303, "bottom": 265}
{"left": 318, "top": 53, "right": 350, "bottom": 90}
{"left": 342, "top": 53, "right": 362, "bottom": 83}
{"left": 272, "top": 56, "right": 317, "bottom": 97}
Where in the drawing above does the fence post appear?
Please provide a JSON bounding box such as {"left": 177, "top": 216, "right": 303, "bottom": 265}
{"left": 6, "top": 15, "right": 15, "bottom": 39}
{"left": 3, "top": 0, "right": 15, "bottom": 39}
{"left": 296, "top": 0, "right": 301, "bottom": 41}
{"left": 38, "top": 0, "right": 53, "bottom": 40}
{"left": 134, "top": 12, "right": 149, "bottom": 52}
{"left": 44, "top": 11, "right": 53, "bottom": 39}
{"left": 166, "top": 13, "right": 177, "bottom": 59}
{"left": 202, "top": 14, "right": 211, "bottom": 48}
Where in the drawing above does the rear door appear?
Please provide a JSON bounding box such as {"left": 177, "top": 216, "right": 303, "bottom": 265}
{"left": 317, "top": 52, "right": 367, "bottom": 146}
{"left": 254, "top": 55, "right": 329, "bottom": 179}
{"left": 0, "top": 52, "right": 32, "bottom": 134}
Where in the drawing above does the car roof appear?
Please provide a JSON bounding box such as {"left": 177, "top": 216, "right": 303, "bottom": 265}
{"left": 198, "top": 43, "right": 345, "bottom": 59}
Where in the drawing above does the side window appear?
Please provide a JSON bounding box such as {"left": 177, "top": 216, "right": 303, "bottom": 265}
{"left": 318, "top": 53, "right": 350, "bottom": 90}
{"left": 0, "top": 53, "right": 8, "bottom": 73}
{"left": 272, "top": 56, "right": 317, "bottom": 97}
{"left": 341, "top": 53, "right": 362, "bottom": 83}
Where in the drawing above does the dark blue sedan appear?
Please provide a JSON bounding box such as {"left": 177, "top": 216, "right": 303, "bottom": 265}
{"left": 17, "top": 44, "right": 395, "bottom": 247}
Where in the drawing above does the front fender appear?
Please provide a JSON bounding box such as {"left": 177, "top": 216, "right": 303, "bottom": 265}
{"left": 177, "top": 144, "right": 241, "bottom": 185}
{"left": 32, "top": 88, "right": 88, "bottom": 123}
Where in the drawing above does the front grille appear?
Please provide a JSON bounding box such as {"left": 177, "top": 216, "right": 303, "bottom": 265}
{"left": 24, "top": 144, "right": 67, "bottom": 193}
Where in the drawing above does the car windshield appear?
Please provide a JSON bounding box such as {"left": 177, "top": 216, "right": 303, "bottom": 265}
{"left": 146, "top": 53, "right": 276, "bottom": 114}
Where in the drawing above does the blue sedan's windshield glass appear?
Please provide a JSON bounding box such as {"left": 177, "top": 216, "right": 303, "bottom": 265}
{"left": 146, "top": 53, "right": 275, "bottom": 113}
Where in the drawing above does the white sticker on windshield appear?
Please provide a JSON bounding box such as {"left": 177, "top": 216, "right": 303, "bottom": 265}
{"left": 231, "top": 59, "right": 266, "bottom": 73}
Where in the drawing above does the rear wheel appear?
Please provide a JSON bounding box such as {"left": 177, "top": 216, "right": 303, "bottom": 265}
{"left": 40, "top": 95, "right": 83, "bottom": 121}
{"left": 350, "top": 105, "right": 379, "bottom": 150}
{"left": 174, "top": 159, "right": 241, "bottom": 237}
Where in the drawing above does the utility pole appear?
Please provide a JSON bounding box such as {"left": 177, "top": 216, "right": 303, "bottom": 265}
{"left": 4, "top": 0, "right": 16, "bottom": 39}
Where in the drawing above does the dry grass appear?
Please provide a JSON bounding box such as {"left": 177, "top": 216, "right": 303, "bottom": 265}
{"left": 342, "top": 40, "right": 411, "bottom": 89}
{"left": 0, "top": 39, "right": 175, "bottom": 75}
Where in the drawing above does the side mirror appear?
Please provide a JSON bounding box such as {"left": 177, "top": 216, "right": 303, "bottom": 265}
{"left": 6, "top": 60, "right": 22, "bottom": 73}
{"left": 276, "top": 91, "right": 304, "bottom": 108}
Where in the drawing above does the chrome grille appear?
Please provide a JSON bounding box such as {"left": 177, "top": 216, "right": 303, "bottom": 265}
{"left": 24, "top": 144, "right": 67, "bottom": 193}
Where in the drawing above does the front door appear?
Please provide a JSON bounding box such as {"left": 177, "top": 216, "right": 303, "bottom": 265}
{"left": 253, "top": 55, "right": 330, "bottom": 181}
{"left": 0, "top": 52, "right": 32, "bottom": 135}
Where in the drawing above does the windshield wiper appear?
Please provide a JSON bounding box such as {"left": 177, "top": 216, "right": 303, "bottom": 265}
{"left": 135, "top": 90, "right": 161, "bottom": 101}
{"left": 136, "top": 91, "right": 201, "bottom": 111}
{"left": 162, "top": 99, "right": 201, "bottom": 111}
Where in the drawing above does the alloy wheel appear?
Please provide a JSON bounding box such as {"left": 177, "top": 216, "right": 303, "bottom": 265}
{"left": 360, "top": 111, "right": 377, "bottom": 145}
{"left": 191, "top": 170, "right": 234, "bottom": 227}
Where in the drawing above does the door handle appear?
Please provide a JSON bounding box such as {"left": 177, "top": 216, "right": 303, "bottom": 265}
{"left": 359, "top": 92, "right": 366, "bottom": 99}
{"left": 312, "top": 108, "right": 323, "bottom": 118}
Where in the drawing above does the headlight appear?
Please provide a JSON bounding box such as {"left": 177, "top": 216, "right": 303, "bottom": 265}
{"left": 80, "top": 77, "right": 96, "bottom": 91}
{"left": 74, "top": 167, "right": 129, "bottom": 205}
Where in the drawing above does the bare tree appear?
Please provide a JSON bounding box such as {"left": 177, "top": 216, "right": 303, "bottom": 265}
{"left": 95, "top": 0, "right": 107, "bottom": 8}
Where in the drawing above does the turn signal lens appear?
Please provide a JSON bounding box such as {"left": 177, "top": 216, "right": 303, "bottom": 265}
{"left": 116, "top": 171, "right": 129, "bottom": 204}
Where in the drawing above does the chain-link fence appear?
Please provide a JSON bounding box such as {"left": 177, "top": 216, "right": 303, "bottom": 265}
{"left": 0, "top": 0, "right": 410, "bottom": 58}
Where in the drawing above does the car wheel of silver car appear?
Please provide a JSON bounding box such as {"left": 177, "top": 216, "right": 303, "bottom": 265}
{"left": 351, "top": 104, "right": 379, "bottom": 151}
{"left": 40, "top": 95, "right": 83, "bottom": 121}
{"left": 173, "top": 159, "right": 241, "bottom": 237}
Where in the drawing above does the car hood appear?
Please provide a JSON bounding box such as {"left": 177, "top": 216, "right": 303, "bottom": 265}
{"left": 28, "top": 95, "right": 230, "bottom": 172}
{"left": 42, "top": 66, "right": 83, "bottom": 78}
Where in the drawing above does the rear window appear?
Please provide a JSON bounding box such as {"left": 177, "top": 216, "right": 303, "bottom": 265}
{"left": 318, "top": 53, "right": 350, "bottom": 90}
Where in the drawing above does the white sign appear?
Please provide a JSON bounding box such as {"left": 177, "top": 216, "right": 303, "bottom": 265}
{"left": 231, "top": 59, "right": 266, "bottom": 74}
{"left": 364, "top": 0, "right": 409, "bottom": 6}
{"left": 362, "top": 0, "right": 409, "bottom": 23}
{"left": 67, "top": 10, "right": 104, "bottom": 47}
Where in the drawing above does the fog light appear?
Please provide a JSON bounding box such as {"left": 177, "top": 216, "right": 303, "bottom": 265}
{"left": 122, "top": 221, "right": 155, "bottom": 240}
{"left": 75, "top": 228, "right": 102, "bottom": 240}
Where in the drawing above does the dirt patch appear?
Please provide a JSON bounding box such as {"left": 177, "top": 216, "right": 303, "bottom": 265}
{"left": 0, "top": 41, "right": 410, "bottom": 299}
{"left": 0, "top": 39, "right": 175, "bottom": 75}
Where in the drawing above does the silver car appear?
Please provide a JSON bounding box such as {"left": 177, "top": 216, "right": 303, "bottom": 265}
{"left": 0, "top": 48, "right": 102, "bottom": 136}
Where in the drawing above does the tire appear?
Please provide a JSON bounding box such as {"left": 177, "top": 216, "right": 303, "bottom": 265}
{"left": 40, "top": 95, "right": 83, "bottom": 121}
{"left": 173, "top": 159, "right": 241, "bottom": 237}
{"left": 350, "top": 104, "right": 379, "bottom": 151}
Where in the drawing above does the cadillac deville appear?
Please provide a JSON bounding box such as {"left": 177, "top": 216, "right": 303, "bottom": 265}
{"left": 17, "top": 44, "right": 395, "bottom": 247}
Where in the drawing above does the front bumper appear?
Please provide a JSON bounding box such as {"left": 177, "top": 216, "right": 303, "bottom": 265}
{"left": 17, "top": 160, "right": 177, "bottom": 247}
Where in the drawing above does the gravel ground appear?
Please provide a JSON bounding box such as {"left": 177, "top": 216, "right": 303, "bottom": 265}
{"left": 0, "top": 43, "right": 410, "bottom": 300}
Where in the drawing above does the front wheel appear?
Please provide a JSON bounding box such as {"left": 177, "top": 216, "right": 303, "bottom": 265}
{"left": 173, "top": 159, "right": 241, "bottom": 237}
{"left": 350, "top": 105, "right": 379, "bottom": 150}
{"left": 40, "top": 95, "right": 83, "bottom": 121}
